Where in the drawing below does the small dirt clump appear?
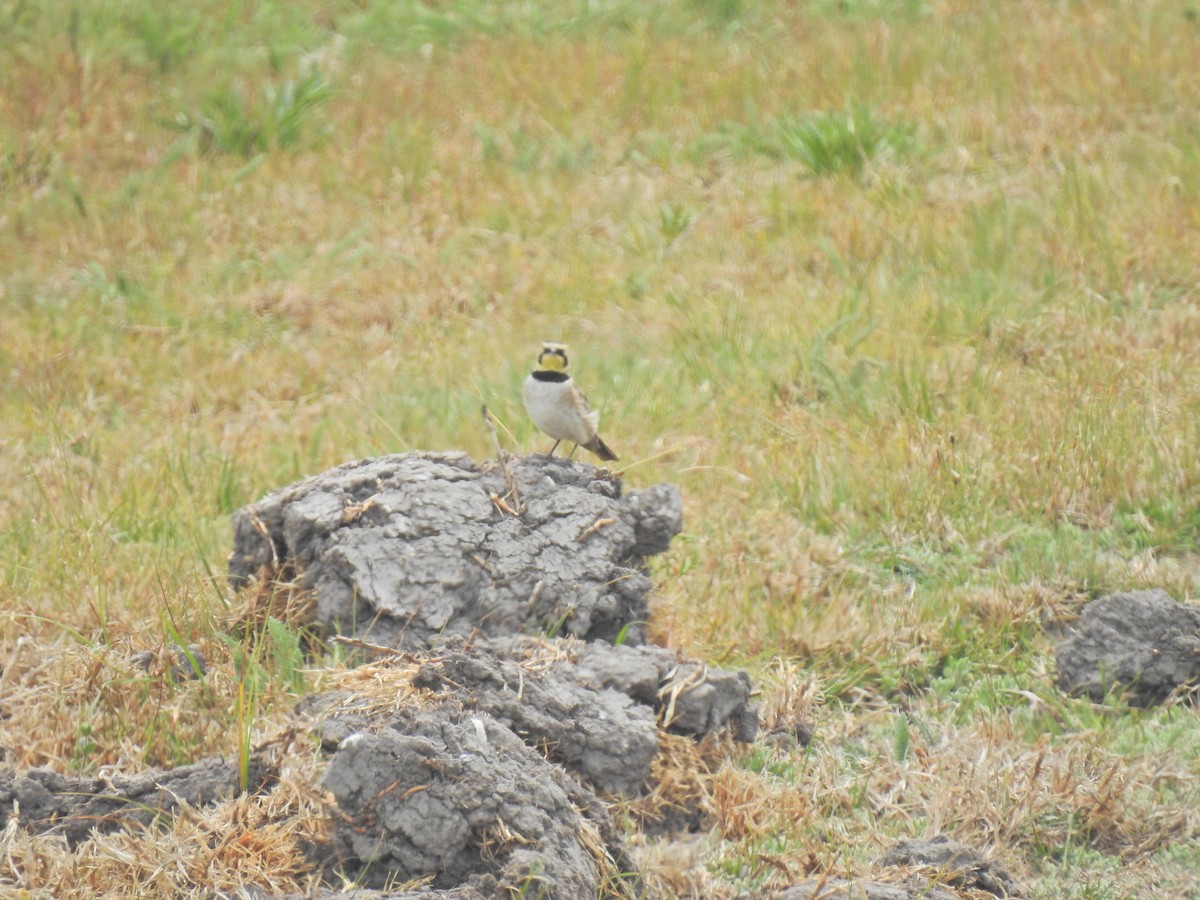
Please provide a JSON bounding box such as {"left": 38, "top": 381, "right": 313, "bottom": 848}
{"left": 1055, "top": 589, "right": 1200, "bottom": 706}
{"left": 227, "top": 452, "right": 683, "bottom": 650}
{"left": 320, "top": 704, "right": 630, "bottom": 895}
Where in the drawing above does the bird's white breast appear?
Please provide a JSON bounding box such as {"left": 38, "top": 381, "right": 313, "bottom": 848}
{"left": 523, "top": 374, "right": 596, "bottom": 444}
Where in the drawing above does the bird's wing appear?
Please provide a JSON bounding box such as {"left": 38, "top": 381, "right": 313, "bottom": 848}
{"left": 571, "top": 383, "right": 601, "bottom": 432}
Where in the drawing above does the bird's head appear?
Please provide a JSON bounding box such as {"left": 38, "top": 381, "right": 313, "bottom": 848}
{"left": 536, "top": 342, "right": 569, "bottom": 372}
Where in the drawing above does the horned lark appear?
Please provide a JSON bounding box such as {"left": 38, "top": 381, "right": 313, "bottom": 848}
{"left": 523, "top": 342, "right": 618, "bottom": 462}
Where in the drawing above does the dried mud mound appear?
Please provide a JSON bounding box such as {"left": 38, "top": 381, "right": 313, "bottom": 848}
{"left": 226, "top": 452, "right": 757, "bottom": 895}
{"left": 228, "top": 452, "right": 682, "bottom": 649}
{"left": 0, "top": 755, "right": 272, "bottom": 845}
{"left": 1055, "top": 589, "right": 1200, "bottom": 706}
{"left": 320, "top": 704, "right": 627, "bottom": 895}
{"left": 410, "top": 637, "right": 756, "bottom": 796}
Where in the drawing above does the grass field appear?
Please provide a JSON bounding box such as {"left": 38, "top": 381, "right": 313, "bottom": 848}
{"left": 3, "top": 0, "right": 1200, "bottom": 896}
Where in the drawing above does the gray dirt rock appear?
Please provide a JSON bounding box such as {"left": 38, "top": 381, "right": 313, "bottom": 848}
{"left": 0, "top": 755, "right": 272, "bottom": 846}
{"left": 407, "top": 638, "right": 758, "bottom": 795}
{"left": 777, "top": 835, "right": 1024, "bottom": 899}
{"left": 412, "top": 643, "right": 659, "bottom": 797}
{"left": 569, "top": 641, "right": 758, "bottom": 742}
{"left": 227, "top": 453, "right": 683, "bottom": 650}
{"left": 321, "top": 705, "right": 624, "bottom": 895}
{"left": 224, "top": 451, "right": 758, "bottom": 893}
{"left": 774, "top": 879, "right": 957, "bottom": 900}
{"left": 880, "top": 835, "right": 1026, "bottom": 898}
{"left": 1055, "top": 589, "right": 1200, "bottom": 706}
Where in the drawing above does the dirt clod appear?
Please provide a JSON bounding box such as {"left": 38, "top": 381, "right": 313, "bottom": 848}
{"left": 227, "top": 453, "right": 683, "bottom": 650}
{"left": 1055, "top": 589, "right": 1200, "bottom": 706}
{"left": 775, "top": 878, "right": 956, "bottom": 900}
{"left": 0, "top": 755, "right": 273, "bottom": 846}
{"left": 880, "top": 835, "right": 1026, "bottom": 898}
{"left": 229, "top": 454, "right": 754, "bottom": 892}
{"left": 320, "top": 704, "right": 626, "bottom": 895}
{"left": 776, "top": 834, "right": 1025, "bottom": 899}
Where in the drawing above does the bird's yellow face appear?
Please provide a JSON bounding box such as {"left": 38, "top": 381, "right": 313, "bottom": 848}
{"left": 537, "top": 343, "right": 569, "bottom": 372}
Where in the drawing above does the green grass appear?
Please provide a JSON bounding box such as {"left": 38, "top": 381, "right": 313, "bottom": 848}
{"left": 733, "top": 105, "right": 918, "bottom": 176}
{"left": 4, "top": 0, "right": 1200, "bottom": 895}
{"left": 168, "top": 68, "right": 333, "bottom": 157}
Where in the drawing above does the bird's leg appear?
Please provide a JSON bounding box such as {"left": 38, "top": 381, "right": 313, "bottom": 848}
{"left": 547, "top": 439, "right": 561, "bottom": 457}
{"left": 568, "top": 443, "right": 579, "bottom": 459}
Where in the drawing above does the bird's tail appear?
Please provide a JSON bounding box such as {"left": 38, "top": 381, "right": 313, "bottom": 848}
{"left": 586, "top": 436, "right": 619, "bottom": 462}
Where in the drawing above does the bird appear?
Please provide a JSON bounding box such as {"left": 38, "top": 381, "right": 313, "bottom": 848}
{"left": 522, "top": 342, "right": 618, "bottom": 462}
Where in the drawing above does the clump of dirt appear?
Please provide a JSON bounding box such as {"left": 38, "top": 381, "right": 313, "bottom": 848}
{"left": 227, "top": 452, "right": 682, "bottom": 649}
{"left": 223, "top": 452, "right": 756, "bottom": 894}
{"left": 776, "top": 834, "right": 1026, "bottom": 899}
{"left": 0, "top": 755, "right": 274, "bottom": 846}
{"left": 405, "top": 636, "right": 757, "bottom": 796}
{"left": 294, "top": 629, "right": 761, "bottom": 892}
{"left": 409, "top": 640, "right": 660, "bottom": 797}
{"left": 1055, "top": 589, "right": 1200, "bottom": 706}
{"left": 319, "top": 704, "right": 624, "bottom": 895}
{"left": 880, "top": 835, "right": 1026, "bottom": 897}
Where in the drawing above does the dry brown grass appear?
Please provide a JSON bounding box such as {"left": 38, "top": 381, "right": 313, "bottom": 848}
{"left": 0, "top": 633, "right": 254, "bottom": 771}
{"left": 1, "top": 728, "right": 327, "bottom": 898}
